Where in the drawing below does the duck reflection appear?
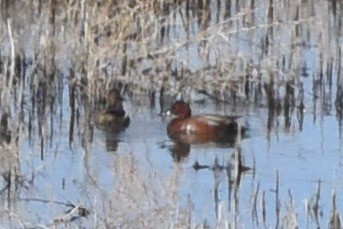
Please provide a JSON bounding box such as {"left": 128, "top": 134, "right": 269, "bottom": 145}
{"left": 95, "top": 88, "right": 130, "bottom": 151}
{"left": 169, "top": 141, "right": 191, "bottom": 162}
{"left": 104, "top": 132, "right": 121, "bottom": 152}
{"left": 0, "top": 112, "right": 11, "bottom": 145}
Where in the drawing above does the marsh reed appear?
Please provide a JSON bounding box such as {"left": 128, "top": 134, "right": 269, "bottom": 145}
{"left": 0, "top": 0, "right": 342, "bottom": 227}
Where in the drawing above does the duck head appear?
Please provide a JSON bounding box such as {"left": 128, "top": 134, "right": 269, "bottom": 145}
{"left": 167, "top": 101, "right": 191, "bottom": 119}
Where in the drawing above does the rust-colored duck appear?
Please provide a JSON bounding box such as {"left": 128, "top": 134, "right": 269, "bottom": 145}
{"left": 167, "top": 101, "right": 245, "bottom": 144}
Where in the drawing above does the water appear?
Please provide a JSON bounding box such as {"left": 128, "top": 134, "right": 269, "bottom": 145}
{"left": 7, "top": 92, "right": 341, "bottom": 228}
{"left": 1, "top": 0, "right": 343, "bottom": 228}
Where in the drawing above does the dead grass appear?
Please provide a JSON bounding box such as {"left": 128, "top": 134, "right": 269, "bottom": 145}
{"left": 100, "top": 153, "right": 190, "bottom": 228}
{"left": 0, "top": 0, "right": 342, "bottom": 228}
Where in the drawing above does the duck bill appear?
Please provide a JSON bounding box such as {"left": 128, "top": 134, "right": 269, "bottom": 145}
{"left": 166, "top": 110, "right": 177, "bottom": 117}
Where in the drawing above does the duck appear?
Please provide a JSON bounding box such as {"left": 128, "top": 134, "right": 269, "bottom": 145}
{"left": 167, "top": 101, "right": 245, "bottom": 144}
{"left": 95, "top": 89, "right": 130, "bottom": 131}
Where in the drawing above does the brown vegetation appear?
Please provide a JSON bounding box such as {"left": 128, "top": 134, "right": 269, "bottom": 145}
{"left": 0, "top": 0, "right": 342, "bottom": 227}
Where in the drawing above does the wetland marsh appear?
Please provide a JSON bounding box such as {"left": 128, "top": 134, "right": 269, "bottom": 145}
{"left": 0, "top": 0, "right": 342, "bottom": 228}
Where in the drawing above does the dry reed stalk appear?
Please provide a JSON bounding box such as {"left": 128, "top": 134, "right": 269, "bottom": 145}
{"left": 4, "top": 18, "right": 15, "bottom": 109}
{"left": 329, "top": 190, "right": 341, "bottom": 229}
{"left": 275, "top": 171, "right": 280, "bottom": 228}
{"left": 251, "top": 182, "right": 260, "bottom": 226}
{"left": 281, "top": 190, "right": 298, "bottom": 228}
